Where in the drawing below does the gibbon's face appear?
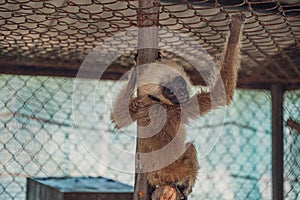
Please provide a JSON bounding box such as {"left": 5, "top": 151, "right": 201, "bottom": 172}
{"left": 138, "top": 63, "right": 190, "bottom": 106}
{"left": 157, "top": 75, "right": 189, "bottom": 105}
{"left": 141, "top": 77, "right": 189, "bottom": 106}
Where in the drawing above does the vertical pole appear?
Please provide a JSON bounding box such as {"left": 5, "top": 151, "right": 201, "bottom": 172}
{"left": 134, "top": 1, "right": 159, "bottom": 200}
{"left": 271, "top": 84, "right": 284, "bottom": 200}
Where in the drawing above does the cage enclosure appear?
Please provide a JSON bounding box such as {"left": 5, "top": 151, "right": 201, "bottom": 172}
{"left": 0, "top": 0, "right": 300, "bottom": 200}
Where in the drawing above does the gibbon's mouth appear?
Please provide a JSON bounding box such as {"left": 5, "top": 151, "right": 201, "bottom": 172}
{"left": 148, "top": 94, "right": 161, "bottom": 102}
{"left": 148, "top": 94, "right": 189, "bottom": 105}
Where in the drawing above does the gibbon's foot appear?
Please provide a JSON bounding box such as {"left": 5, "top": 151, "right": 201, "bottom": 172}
{"left": 175, "top": 184, "right": 188, "bottom": 200}
{"left": 151, "top": 185, "right": 187, "bottom": 200}
{"left": 152, "top": 185, "right": 176, "bottom": 200}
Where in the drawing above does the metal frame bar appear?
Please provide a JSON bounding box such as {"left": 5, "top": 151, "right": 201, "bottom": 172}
{"left": 271, "top": 84, "right": 284, "bottom": 200}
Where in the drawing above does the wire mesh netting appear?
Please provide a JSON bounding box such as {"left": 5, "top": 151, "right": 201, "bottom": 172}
{"left": 0, "top": 0, "right": 300, "bottom": 88}
{"left": 0, "top": 0, "right": 300, "bottom": 200}
{"left": 0, "top": 74, "right": 298, "bottom": 200}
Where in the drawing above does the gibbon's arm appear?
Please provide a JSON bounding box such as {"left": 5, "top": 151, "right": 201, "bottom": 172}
{"left": 185, "top": 14, "right": 244, "bottom": 118}
{"left": 112, "top": 85, "right": 139, "bottom": 129}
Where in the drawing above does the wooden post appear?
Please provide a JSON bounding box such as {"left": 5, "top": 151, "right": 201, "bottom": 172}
{"left": 134, "top": 0, "right": 160, "bottom": 200}
{"left": 271, "top": 84, "right": 284, "bottom": 200}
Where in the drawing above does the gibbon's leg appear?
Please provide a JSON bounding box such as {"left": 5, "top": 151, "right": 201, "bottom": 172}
{"left": 185, "top": 14, "right": 245, "bottom": 118}
{"left": 150, "top": 143, "right": 198, "bottom": 200}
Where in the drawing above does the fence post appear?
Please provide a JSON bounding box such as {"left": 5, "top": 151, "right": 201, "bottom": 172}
{"left": 271, "top": 84, "right": 284, "bottom": 200}
{"left": 133, "top": 0, "right": 160, "bottom": 200}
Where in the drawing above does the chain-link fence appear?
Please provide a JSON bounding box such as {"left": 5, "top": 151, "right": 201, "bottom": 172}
{"left": 0, "top": 0, "right": 300, "bottom": 88}
{"left": 1, "top": 74, "right": 298, "bottom": 200}
{"left": 0, "top": 1, "right": 300, "bottom": 199}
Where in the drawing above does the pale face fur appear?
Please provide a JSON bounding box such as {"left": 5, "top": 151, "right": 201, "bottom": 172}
{"left": 138, "top": 61, "right": 191, "bottom": 106}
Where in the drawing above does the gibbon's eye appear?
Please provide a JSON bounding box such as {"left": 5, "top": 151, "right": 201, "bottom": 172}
{"left": 166, "top": 87, "right": 174, "bottom": 95}
{"left": 163, "top": 86, "right": 175, "bottom": 97}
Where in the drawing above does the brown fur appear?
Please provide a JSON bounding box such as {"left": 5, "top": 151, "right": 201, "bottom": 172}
{"left": 112, "top": 14, "right": 244, "bottom": 199}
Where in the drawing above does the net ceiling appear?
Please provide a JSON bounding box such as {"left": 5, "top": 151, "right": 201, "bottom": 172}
{"left": 0, "top": 0, "right": 300, "bottom": 89}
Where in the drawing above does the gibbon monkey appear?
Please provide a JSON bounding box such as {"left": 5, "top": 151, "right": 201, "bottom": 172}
{"left": 112, "top": 14, "right": 244, "bottom": 200}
